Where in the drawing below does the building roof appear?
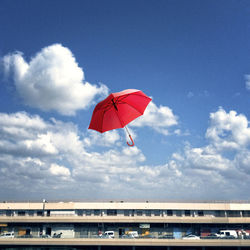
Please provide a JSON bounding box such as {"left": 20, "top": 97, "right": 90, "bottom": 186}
{"left": 0, "top": 201, "right": 250, "bottom": 210}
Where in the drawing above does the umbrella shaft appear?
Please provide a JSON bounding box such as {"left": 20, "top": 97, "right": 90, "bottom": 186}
{"left": 124, "top": 125, "right": 131, "bottom": 136}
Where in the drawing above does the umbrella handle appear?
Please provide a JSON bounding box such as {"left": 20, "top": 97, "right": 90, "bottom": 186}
{"left": 127, "top": 134, "right": 135, "bottom": 147}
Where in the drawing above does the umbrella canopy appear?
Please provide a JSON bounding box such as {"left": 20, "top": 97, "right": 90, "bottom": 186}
{"left": 88, "top": 89, "right": 152, "bottom": 146}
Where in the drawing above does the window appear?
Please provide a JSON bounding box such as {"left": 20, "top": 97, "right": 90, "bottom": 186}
{"left": 154, "top": 210, "right": 161, "bottom": 216}
{"left": 215, "top": 210, "right": 225, "bottom": 217}
{"left": 6, "top": 211, "right": 12, "bottom": 216}
{"left": 227, "top": 210, "right": 241, "bottom": 217}
{"left": 136, "top": 210, "right": 143, "bottom": 216}
{"left": 145, "top": 210, "right": 151, "bottom": 216}
{"left": 37, "top": 211, "right": 43, "bottom": 216}
{"left": 28, "top": 211, "right": 34, "bottom": 216}
{"left": 86, "top": 210, "right": 91, "bottom": 216}
{"left": 18, "top": 211, "right": 25, "bottom": 216}
{"left": 77, "top": 210, "right": 83, "bottom": 216}
{"left": 242, "top": 211, "right": 250, "bottom": 217}
{"left": 198, "top": 210, "right": 204, "bottom": 216}
{"left": 185, "top": 210, "right": 191, "bottom": 216}
{"left": 175, "top": 210, "right": 182, "bottom": 216}
{"left": 166, "top": 210, "right": 173, "bottom": 216}
{"left": 107, "top": 210, "right": 117, "bottom": 216}
{"left": 94, "top": 210, "right": 101, "bottom": 216}
{"left": 124, "top": 210, "right": 129, "bottom": 216}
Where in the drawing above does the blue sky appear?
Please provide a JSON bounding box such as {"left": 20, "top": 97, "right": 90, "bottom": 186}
{"left": 1, "top": 0, "right": 250, "bottom": 201}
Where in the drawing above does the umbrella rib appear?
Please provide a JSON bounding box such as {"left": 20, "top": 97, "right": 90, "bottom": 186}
{"left": 114, "top": 108, "right": 125, "bottom": 128}
{"left": 113, "top": 94, "right": 151, "bottom": 126}
{"left": 116, "top": 94, "right": 150, "bottom": 115}
{"left": 98, "top": 102, "right": 113, "bottom": 112}
{"left": 118, "top": 101, "right": 144, "bottom": 115}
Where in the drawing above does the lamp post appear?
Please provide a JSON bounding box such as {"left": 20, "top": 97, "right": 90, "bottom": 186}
{"left": 42, "top": 199, "right": 47, "bottom": 216}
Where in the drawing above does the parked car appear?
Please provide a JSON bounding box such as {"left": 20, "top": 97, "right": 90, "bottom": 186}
{"left": 127, "top": 231, "right": 139, "bottom": 238}
{"left": 121, "top": 234, "right": 135, "bottom": 239}
{"left": 215, "top": 230, "right": 238, "bottom": 239}
{"left": 103, "top": 231, "right": 114, "bottom": 238}
{"left": 201, "top": 233, "right": 219, "bottom": 239}
{"left": 100, "top": 234, "right": 111, "bottom": 238}
{"left": 40, "top": 234, "right": 51, "bottom": 238}
{"left": 52, "top": 232, "right": 62, "bottom": 238}
{"left": 0, "top": 232, "right": 14, "bottom": 238}
{"left": 182, "top": 234, "right": 200, "bottom": 240}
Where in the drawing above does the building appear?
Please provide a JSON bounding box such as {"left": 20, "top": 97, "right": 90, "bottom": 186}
{"left": 0, "top": 200, "right": 250, "bottom": 249}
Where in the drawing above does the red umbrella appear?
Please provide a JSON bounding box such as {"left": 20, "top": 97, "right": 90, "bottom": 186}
{"left": 88, "top": 89, "right": 152, "bottom": 146}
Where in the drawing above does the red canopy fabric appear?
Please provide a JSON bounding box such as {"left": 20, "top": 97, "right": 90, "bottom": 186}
{"left": 88, "top": 89, "right": 152, "bottom": 133}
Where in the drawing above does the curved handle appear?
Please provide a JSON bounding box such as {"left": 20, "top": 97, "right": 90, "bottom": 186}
{"left": 127, "top": 134, "right": 135, "bottom": 147}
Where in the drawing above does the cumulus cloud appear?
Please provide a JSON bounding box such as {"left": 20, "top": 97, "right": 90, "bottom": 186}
{"left": 1, "top": 108, "right": 250, "bottom": 200}
{"left": 2, "top": 44, "right": 108, "bottom": 115}
{"left": 206, "top": 108, "right": 250, "bottom": 150}
{"left": 179, "top": 108, "right": 250, "bottom": 174}
{"left": 84, "top": 130, "right": 121, "bottom": 147}
{"left": 130, "top": 101, "right": 178, "bottom": 135}
{"left": 181, "top": 145, "right": 230, "bottom": 171}
{"left": 49, "top": 163, "right": 71, "bottom": 178}
{"left": 0, "top": 111, "right": 148, "bottom": 199}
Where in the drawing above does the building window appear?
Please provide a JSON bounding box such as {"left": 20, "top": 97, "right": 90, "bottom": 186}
{"left": 227, "top": 210, "right": 241, "bottom": 217}
{"left": 107, "top": 209, "right": 117, "bottom": 216}
{"left": 28, "top": 211, "right": 34, "bottom": 216}
{"left": 6, "top": 210, "right": 12, "bottom": 216}
{"left": 77, "top": 210, "right": 83, "bottom": 216}
{"left": 185, "top": 210, "right": 191, "bottom": 216}
{"left": 137, "top": 210, "right": 143, "bottom": 216}
{"left": 166, "top": 210, "right": 173, "bottom": 216}
{"left": 37, "top": 211, "right": 43, "bottom": 216}
{"left": 145, "top": 210, "right": 151, "bottom": 216}
{"left": 198, "top": 210, "right": 204, "bottom": 216}
{"left": 242, "top": 211, "right": 250, "bottom": 217}
{"left": 175, "top": 210, "right": 182, "bottom": 216}
{"left": 86, "top": 210, "right": 92, "bottom": 216}
{"left": 154, "top": 210, "right": 161, "bottom": 216}
{"left": 94, "top": 210, "right": 101, "bottom": 216}
{"left": 18, "top": 211, "right": 25, "bottom": 216}
{"left": 124, "top": 210, "right": 129, "bottom": 216}
{"left": 215, "top": 210, "right": 225, "bottom": 217}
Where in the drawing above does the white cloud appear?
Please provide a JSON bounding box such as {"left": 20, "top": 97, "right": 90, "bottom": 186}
{"left": 172, "top": 108, "right": 250, "bottom": 175}
{"left": 0, "top": 111, "right": 147, "bottom": 199}
{"left": 130, "top": 101, "right": 178, "bottom": 135}
{"left": 2, "top": 44, "right": 108, "bottom": 115}
{"left": 49, "top": 163, "right": 71, "bottom": 178}
{"left": 234, "top": 150, "right": 250, "bottom": 175}
{"left": 181, "top": 145, "right": 230, "bottom": 171}
{"left": 84, "top": 130, "right": 121, "bottom": 147}
{"left": 1, "top": 109, "right": 250, "bottom": 200}
{"left": 206, "top": 108, "right": 250, "bottom": 150}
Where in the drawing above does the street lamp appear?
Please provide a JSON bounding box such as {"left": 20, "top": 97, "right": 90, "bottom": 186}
{"left": 42, "top": 199, "right": 47, "bottom": 216}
